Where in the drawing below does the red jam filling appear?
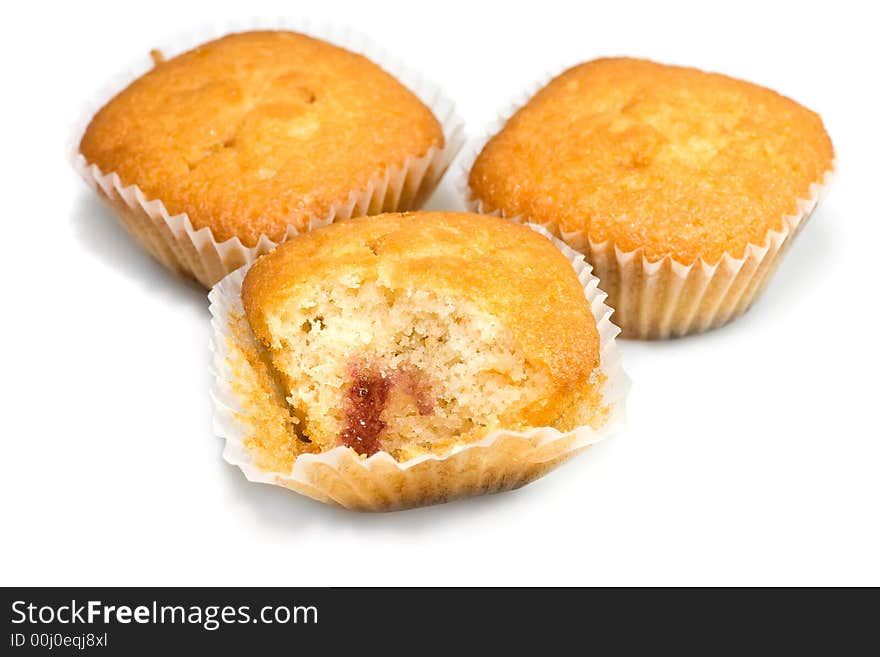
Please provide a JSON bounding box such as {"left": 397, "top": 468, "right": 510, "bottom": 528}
{"left": 338, "top": 365, "right": 434, "bottom": 456}
{"left": 339, "top": 371, "right": 391, "bottom": 456}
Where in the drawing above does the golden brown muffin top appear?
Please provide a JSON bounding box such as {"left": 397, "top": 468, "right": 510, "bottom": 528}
{"left": 80, "top": 31, "right": 444, "bottom": 246}
{"left": 242, "top": 212, "right": 600, "bottom": 415}
{"left": 469, "top": 58, "right": 834, "bottom": 265}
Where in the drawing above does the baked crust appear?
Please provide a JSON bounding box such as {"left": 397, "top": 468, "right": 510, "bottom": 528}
{"left": 469, "top": 57, "right": 834, "bottom": 265}
{"left": 80, "top": 31, "right": 444, "bottom": 246}
{"left": 242, "top": 211, "right": 600, "bottom": 429}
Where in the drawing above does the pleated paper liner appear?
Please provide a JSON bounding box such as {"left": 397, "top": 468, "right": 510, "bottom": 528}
{"left": 71, "top": 20, "right": 465, "bottom": 289}
{"left": 209, "top": 225, "right": 629, "bottom": 512}
{"left": 458, "top": 71, "right": 835, "bottom": 339}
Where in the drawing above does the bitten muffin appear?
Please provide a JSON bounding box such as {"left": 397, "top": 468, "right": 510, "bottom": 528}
{"left": 240, "top": 211, "right": 603, "bottom": 462}
{"left": 79, "top": 30, "right": 451, "bottom": 287}
{"left": 467, "top": 57, "right": 835, "bottom": 338}
{"left": 213, "top": 212, "right": 621, "bottom": 510}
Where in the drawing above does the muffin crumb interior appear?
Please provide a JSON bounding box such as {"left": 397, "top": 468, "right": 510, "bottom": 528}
{"left": 250, "top": 279, "right": 545, "bottom": 464}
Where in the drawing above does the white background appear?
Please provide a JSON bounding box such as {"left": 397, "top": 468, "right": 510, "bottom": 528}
{"left": 2, "top": 0, "right": 878, "bottom": 586}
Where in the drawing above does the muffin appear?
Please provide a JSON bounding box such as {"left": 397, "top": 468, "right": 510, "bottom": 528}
{"left": 77, "top": 30, "right": 463, "bottom": 287}
{"left": 466, "top": 58, "right": 835, "bottom": 338}
{"left": 209, "top": 212, "right": 627, "bottom": 511}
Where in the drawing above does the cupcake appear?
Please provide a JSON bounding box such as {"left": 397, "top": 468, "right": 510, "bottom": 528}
{"left": 76, "top": 30, "right": 463, "bottom": 288}
{"left": 466, "top": 58, "right": 835, "bottom": 338}
{"left": 209, "top": 212, "right": 627, "bottom": 511}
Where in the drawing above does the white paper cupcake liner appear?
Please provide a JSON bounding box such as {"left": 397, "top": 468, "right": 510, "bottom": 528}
{"left": 458, "top": 69, "right": 835, "bottom": 339}
{"left": 209, "top": 225, "right": 629, "bottom": 512}
{"left": 71, "top": 19, "right": 465, "bottom": 289}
